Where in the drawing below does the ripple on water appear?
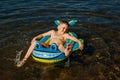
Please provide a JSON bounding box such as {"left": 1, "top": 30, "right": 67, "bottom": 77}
{"left": 0, "top": 0, "right": 120, "bottom": 80}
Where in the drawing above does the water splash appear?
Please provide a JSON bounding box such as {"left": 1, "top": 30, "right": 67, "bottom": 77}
{"left": 14, "top": 50, "right": 23, "bottom": 64}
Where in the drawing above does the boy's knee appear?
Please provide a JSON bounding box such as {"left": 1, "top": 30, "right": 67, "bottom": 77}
{"left": 58, "top": 44, "right": 65, "bottom": 52}
{"left": 58, "top": 44, "right": 62, "bottom": 49}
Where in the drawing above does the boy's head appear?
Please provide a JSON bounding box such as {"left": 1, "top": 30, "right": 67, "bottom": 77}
{"left": 57, "top": 21, "right": 69, "bottom": 34}
{"left": 59, "top": 21, "right": 69, "bottom": 26}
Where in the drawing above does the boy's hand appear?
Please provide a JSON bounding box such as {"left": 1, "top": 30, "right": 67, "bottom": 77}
{"left": 16, "top": 59, "right": 26, "bottom": 67}
{"left": 31, "top": 37, "right": 36, "bottom": 44}
{"left": 80, "top": 44, "right": 84, "bottom": 51}
{"left": 79, "top": 43, "right": 84, "bottom": 51}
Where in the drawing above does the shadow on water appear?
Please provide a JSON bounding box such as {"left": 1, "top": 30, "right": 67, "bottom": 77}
{"left": 17, "top": 62, "right": 71, "bottom": 80}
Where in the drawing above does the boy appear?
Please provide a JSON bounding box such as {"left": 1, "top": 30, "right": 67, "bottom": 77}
{"left": 17, "top": 21, "right": 84, "bottom": 67}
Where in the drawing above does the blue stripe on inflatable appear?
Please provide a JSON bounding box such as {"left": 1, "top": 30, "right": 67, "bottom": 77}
{"left": 39, "top": 36, "right": 50, "bottom": 42}
{"left": 32, "top": 50, "right": 63, "bottom": 59}
{"left": 33, "top": 52, "right": 65, "bottom": 60}
{"left": 72, "top": 42, "right": 79, "bottom": 50}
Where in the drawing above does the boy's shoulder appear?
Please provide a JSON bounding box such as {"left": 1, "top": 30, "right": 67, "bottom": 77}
{"left": 64, "top": 33, "right": 70, "bottom": 36}
{"left": 47, "top": 30, "right": 55, "bottom": 33}
{"left": 49, "top": 29, "right": 55, "bottom": 31}
{"left": 50, "top": 30, "right": 56, "bottom": 33}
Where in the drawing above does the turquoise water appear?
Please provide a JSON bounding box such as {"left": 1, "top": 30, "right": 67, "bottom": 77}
{"left": 0, "top": 0, "right": 120, "bottom": 80}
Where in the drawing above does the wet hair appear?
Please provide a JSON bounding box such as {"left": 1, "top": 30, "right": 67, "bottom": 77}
{"left": 60, "top": 20, "right": 69, "bottom": 26}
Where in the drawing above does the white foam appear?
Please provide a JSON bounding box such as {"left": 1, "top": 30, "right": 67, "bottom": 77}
{"left": 14, "top": 50, "right": 23, "bottom": 64}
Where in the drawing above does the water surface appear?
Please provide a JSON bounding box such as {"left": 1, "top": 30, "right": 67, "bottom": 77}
{"left": 0, "top": 0, "right": 120, "bottom": 80}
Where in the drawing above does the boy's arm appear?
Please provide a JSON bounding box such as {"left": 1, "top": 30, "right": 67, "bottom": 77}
{"left": 31, "top": 30, "right": 54, "bottom": 44}
{"left": 65, "top": 34, "right": 84, "bottom": 50}
{"left": 35, "top": 30, "right": 53, "bottom": 39}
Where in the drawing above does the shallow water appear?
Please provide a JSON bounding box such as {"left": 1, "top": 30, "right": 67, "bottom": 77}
{"left": 0, "top": 0, "right": 120, "bottom": 80}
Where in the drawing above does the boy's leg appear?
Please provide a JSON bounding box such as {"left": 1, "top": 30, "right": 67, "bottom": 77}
{"left": 58, "top": 44, "right": 72, "bottom": 56}
{"left": 16, "top": 41, "right": 36, "bottom": 67}
{"left": 40, "top": 42, "right": 49, "bottom": 48}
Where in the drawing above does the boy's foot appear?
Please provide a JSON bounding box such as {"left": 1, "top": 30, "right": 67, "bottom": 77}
{"left": 40, "top": 42, "right": 49, "bottom": 48}
{"left": 64, "top": 44, "right": 72, "bottom": 56}
{"left": 16, "top": 59, "right": 26, "bottom": 67}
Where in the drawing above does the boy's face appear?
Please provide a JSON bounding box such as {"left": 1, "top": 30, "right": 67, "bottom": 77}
{"left": 57, "top": 23, "right": 68, "bottom": 34}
